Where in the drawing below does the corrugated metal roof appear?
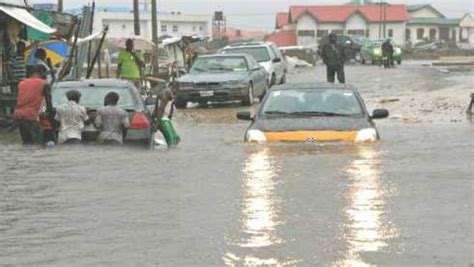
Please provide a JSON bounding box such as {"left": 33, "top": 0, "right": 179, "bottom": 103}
{"left": 407, "top": 17, "right": 460, "bottom": 26}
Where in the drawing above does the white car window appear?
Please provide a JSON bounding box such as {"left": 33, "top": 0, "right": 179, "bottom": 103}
{"left": 270, "top": 44, "right": 283, "bottom": 59}
{"left": 267, "top": 46, "right": 277, "bottom": 60}
{"left": 247, "top": 57, "right": 259, "bottom": 69}
{"left": 223, "top": 47, "right": 270, "bottom": 62}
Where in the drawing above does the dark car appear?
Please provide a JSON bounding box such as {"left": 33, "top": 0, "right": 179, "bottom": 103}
{"left": 175, "top": 54, "right": 268, "bottom": 108}
{"left": 52, "top": 79, "right": 154, "bottom": 147}
{"left": 317, "top": 34, "right": 368, "bottom": 62}
{"left": 236, "top": 83, "right": 389, "bottom": 143}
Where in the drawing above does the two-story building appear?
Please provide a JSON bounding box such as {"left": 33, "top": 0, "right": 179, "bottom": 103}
{"left": 92, "top": 10, "right": 213, "bottom": 41}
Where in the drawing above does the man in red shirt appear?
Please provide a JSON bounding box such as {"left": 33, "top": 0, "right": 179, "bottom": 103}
{"left": 14, "top": 65, "right": 53, "bottom": 145}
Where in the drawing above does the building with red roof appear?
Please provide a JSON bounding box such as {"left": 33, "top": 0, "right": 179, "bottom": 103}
{"left": 274, "top": 4, "right": 410, "bottom": 48}
{"left": 265, "top": 30, "right": 297, "bottom": 47}
{"left": 276, "top": 12, "right": 290, "bottom": 29}
{"left": 225, "top": 27, "right": 267, "bottom": 42}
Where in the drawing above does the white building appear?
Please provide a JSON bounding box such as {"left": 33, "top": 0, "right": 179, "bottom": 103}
{"left": 405, "top": 5, "right": 460, "bottom": 45}
{"left": 459, "top": 14, "right": 474, "bottom": 48}
{"left": 287, "top": 5, "right": 409, "bottom": 48}
{"left": 92, "top": 11, "right": 213, "bottom": 41}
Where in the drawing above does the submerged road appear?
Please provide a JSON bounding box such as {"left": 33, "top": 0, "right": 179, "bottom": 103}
{"left": 0, "top": 62, "right": 473, "bottom": 266}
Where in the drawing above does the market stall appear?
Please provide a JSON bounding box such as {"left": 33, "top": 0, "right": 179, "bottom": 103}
{"left": 0, "top": 1, "right": 76, "bottom": 115}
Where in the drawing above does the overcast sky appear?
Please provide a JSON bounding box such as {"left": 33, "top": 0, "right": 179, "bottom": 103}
{"left": 30, "top": 0, "right": 474, "bottom": 30}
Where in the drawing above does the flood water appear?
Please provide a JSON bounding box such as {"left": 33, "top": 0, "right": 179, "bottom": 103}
{"left": 0, "top": 64, "right": 473, "bottom": 266}
{"left": 0, "top": 120, "right": 472, "bottom": 266}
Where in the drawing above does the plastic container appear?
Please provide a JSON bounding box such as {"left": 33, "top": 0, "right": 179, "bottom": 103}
{"left": 159, "top": 118, "right": 181, "bottom": 147}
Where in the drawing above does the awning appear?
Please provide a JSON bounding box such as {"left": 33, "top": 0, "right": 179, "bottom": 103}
{"left": 0, "top": 5, "right": 56, "bottom": 34}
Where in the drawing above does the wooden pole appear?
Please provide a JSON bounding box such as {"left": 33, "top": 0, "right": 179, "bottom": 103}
{"left": 87, "top": 0, "right": 96, "bottom": 70}
{"left": 87, "top": 26, "right": 108, "bottom": 79}
{"left": 57, "top": 0, "right": 63, "bottom": 12}
{"left": 378, "top": 1, "right": 382, "bottom": 39}
{"left": 133, "top": 0, "right": 140, "bottom": 36}
{"left": 151, "top": 0, "right": 159, "bottom": 75}
{"left": 383, "top": 3, "right": 387, "bottom": 38}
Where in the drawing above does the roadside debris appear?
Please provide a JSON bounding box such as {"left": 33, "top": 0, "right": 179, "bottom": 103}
{"left": 467, "top": 93, "right": 474, "bottom": 115}
{"left": 377, "top": 98, "right": 400, "bottom": 104}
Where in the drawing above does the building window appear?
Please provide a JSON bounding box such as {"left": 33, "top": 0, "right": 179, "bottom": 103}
{"left": 331, "top": 30, "right": 343, "bottom": 35}
{"left": 298, "top": 30, "right": 316, "bottom": 37}
{"left": 199, "top": 25, "right": 203, "bottom": 31}
{"left": 388, "top": 29, "right": 394, "bottom": 37}
{"left": 347, "top": 29, "right": 365, "bottom": 36}
{"left": 406, "top": 29, "right": 411, "bottom": 41}
{"left": 173, "top": 25, "right": 178, "bottom": 32}
{"left": 122, "top": 24, "right": 126, "bottom": 30}
{"left": 417, "top": 28, "right": 424, "bottom": 40}
{"left": 161, "top": 24, "right": 167, "bottom": 32}
{"left": 316, "top": 30, "right": 328, "bottom": 38}
{"left": 366, "top": 30, "right": 370, "bottom": 37}
{"left": 429, "top": 29, "right": 436, "bottom": 40}
{"left": 192, "top": 26, "right": 196, "bottom": 32}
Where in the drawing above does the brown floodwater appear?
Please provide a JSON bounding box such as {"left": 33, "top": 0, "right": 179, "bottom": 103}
{"left": 0, "top": 63, "right": 472, "bottom": 266}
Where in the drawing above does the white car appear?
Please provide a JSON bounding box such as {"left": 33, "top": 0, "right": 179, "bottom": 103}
{"left": 221, "top": 42, "right": 287, "bottom": 87}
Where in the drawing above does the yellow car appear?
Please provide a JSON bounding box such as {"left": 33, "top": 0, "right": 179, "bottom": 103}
{"left": 237, "top": 83, "right": 389, "bottom": 143}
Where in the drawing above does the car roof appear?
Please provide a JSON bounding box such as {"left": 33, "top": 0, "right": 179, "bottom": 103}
{"left": 270, "top": 82, "right": 358, "bottom": 91}
{"left": 56, "top": 79, "right": 133, "bottom": 89}
{"left": 198, "top": 53, "right": 249, "bottom": 58}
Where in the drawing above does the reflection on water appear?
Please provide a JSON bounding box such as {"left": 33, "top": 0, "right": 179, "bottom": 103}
{"left": 335, "top": 146, "right": 399, "bottom": 267}
{"left": 224, "top": 147, "right": 299, "bottom": 266}
{"left": 239, "top": 148, "right": 282, "bottom": 248}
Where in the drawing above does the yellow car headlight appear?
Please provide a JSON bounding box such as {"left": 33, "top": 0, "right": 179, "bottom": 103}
{"left": 246, "top": 129, "right": 267, "bottom": 143}
{"left": 355, "top": 128, "right": 378, "bottom": 143}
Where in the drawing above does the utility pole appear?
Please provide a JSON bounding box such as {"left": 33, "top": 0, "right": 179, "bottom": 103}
{"left": 382, "top": 2, "right": 387, "bottom": 38}
{"left": 151, "top": 0, "right": 159, "bottom": 75}
{"left": 133, "top": 0, "right": 140, "bottom": 36}
{"left": 57, "top": 0, "right": 63, "bottom": 12}
{"left": 378, "top": 1, "right": 382, "bottom": 39}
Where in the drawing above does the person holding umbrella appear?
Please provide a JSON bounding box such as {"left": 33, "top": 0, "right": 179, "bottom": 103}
{"left": 117, "top": 39, "right": 145, "bottom": 92}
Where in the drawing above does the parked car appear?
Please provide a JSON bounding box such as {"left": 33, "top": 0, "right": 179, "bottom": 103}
{"left": 175, "top": 54, "right": 268, "bottom": 108}
{"left": 413, "top": 40, "right": 447, "bottom": 52}
{"left": 236, "top": 83, "right": 389, "bottom": 143}
{"left": 220, "top": 42, "right": 286, "bottom": 86}
{"left": 52, "top": 79, "right": 154, "bottom": 147}
{"left": 360, "top": 40, "right": 403, "bottom": 65}
{"left": 317, "top": 34, "right": 368, "bottom": 62}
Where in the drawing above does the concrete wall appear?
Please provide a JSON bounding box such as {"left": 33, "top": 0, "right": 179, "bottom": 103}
{"left": 407, "top": 25, "right": 439, "bottom": 44}
{"left": 367, "top": 22, "right": 406, "bottom": 45}
{"left": 93, "top": 12, "right": 212, "bottom": 42}
{"left": 158, "top": 21, "right": 209, "bottom": 38}
{"left": 345, "top": 13, "right": 367, "bottom": 32}
{"left": 296, "top": 14, "right": 317, "bottom": 48}
{"left": 407, "top": 25, "right": 461, "bottom": 44}
{"left": 295, "top": 13, "right": 405, "bottom": 47}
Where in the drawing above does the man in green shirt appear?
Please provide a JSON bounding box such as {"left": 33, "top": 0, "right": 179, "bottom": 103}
{"left": 117, "top": 39, "right": 145, "bottom": 91}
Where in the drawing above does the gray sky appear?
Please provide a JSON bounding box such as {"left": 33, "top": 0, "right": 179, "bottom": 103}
{"left": 31, "top": 0, "right": 474, "bottom": 30}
